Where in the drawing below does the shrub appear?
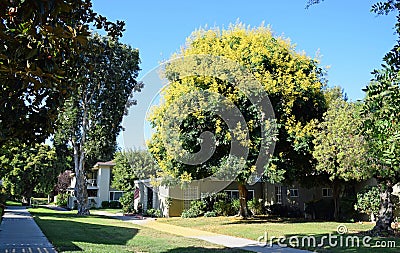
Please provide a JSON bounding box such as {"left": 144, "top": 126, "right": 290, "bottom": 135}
{"left": 268, "top": 204, "right": 302, "bottom": 218}
{"left": 145, "top": 208, "right": 162, "bottom": 217}
{"left": 231, "top": 198, "right": 240, "bottom": 215}
{"left": 109, "top": 201, "right": 122, "bottom": 209}
{"left": 354, "top": 186, "right": 380, "bottom": 221}
{"left": 204, "top": 211, "right": 217, "bottom": 217}
{"left": 213, "top": 200, "right": 234, "bottom": 216}
{"left": 101, "top": 201, "right": 110, "bottom": 208}
{"left": 55, "top": 193, "right": 68, "bottom": 207}
{"left": 181, "top": 200, "right": 206, "bottom": 218}
{"left": 304, "top": 199, "right": 334, "bottom": 220}
{"left": 201, "top": 192, "right": 229, "bottom": 212}
{"left": 248, "top": 198, "right": 263, "bottom": 215}
{"left": 119, "top": 191, "right": 135, "bottom": 214}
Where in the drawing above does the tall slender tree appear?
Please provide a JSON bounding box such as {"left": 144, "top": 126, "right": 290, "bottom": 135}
{"left": 56, "top": 34, "right": 141, "bottom": 215}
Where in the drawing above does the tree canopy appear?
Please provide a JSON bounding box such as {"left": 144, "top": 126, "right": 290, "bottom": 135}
{"left": 112, "top": 149, "right": 159, "bottom": 192}
{"left": 0, "top": 0, "right": 125, "bottom": 145}
{"left": 148, "top": 23, "right": 326, "bottom": 217}
{"left": 0, "top": 143, "right": 60, "bottom": 203}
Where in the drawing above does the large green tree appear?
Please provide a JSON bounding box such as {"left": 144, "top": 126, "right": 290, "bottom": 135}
{"left": 56, "top": 34, "right": 141, "bottom": 215}
{"left": 148, "top": 24, "right": 326, "bottom": 217}
{"left": 112, "top": 149, "right": 159, "bottom": 192}
{"left": 0, "top": 0, "right": 125, "bottom": 145}
{"left": 313, "top": 89, "right": 369, "bottom": 220}
{"left": 363, "top": 67, "right": 400, "bottom": 235}
{"left": 0, "top": 143, "right": 60, "bottom": 204}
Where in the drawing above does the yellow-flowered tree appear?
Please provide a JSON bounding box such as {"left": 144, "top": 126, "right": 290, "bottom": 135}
{"left": 148, "top": 23, "right": 326, "bottom": 217}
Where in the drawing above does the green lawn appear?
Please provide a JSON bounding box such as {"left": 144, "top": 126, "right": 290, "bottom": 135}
{"left": 93, "top": 208, "right": 123, "bottom": 214}
{"left": 157, "top": 216, "right": 400, "bottom": 252}
{"left": 29, "top": 208, "right": 247, "bottom": 253}
{"left": 5, "top": 200, "right": 22, "bottom": 206}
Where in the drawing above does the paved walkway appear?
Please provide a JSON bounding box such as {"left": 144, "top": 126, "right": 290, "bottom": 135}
{"left": 0, "top": 206, "right": 57, "bottom": 253}
{"left": 92, "top": 210, "right": 312, "bottom": 253}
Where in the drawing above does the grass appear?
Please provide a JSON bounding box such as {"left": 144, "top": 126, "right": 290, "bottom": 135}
{"left": 94, "top": 208, "right": 123, "bottom": 214}
{"left": 5, "top": 200, "right": 22, "bottom": 206}
{"left": 29, "top": 208, "right": 247, "bottom": 253}
{"left": 157, "top": 216, "right": 400, "bottom": 252}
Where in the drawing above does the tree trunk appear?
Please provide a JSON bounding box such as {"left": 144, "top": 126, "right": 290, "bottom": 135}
{"left": 73, "top": 141, "right": 90, "bottom": 215}
{"left": 238, "top": 182, "right": 249, "bottom": 218}
{"left": 372, "top": 181, "right": 394, "bottom": 235}
{"left": 332, "top": 179, "right": 342, "bottom": 221}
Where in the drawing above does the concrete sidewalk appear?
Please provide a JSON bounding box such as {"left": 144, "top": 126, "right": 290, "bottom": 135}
{"left": 92, "top": 210, "right": 312, "bottom": 253}
{"left": 0, "top": 206, "right": 57, "bottom": 253}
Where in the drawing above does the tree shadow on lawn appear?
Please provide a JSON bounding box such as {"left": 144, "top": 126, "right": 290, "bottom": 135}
{"left": 223, "top": 216, "right": 351, "bottom": 225}
{"left": 265, "top": 231, "right": 400, "bottom": 253}
{"left": 32, "top": 211, "right": 138, "bottom": 252}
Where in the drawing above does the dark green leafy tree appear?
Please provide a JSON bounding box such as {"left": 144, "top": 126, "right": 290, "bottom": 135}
{"left": 355, "top": 186, "right": 381, "bottom": 221}
{"left": 363, "top": 67, "right": 400, "bottom": 235}
{"left": 0, "top": 0, "right": 125, "bottom": 145}
{"left": 55, "top": 34, "right": 141, "bottom": 215}
{"left": 0, "top": 143, "right": 60, "bottom": 204}
{"left": 112, "top": 149, "right": 159, "bottom": 192}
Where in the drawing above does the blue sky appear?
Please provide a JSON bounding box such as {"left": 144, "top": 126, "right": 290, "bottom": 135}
{"left": 92, "top": 0, "right": 396, "bottom": 149}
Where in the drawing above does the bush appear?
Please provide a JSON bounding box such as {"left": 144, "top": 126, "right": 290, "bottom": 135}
{"left": 213, "top": 200, "right": 235, "bottom": 216}
{"left": 201, "top": 192, "right": 229, "bottom": 212}
{"left": 231, "top": 198, "right": 240, "bottom": 215}
{"left": 354, "top": 186, "right": 380, "bottom": 221}
{"left": 119, "top": 192, "right": 135, "bottom": 214}
{"left": 181, "top": 200, "right": 206, "bottom": 218}
{"left": 267, "top": 204, "right": 302, "bottom": 218}
{"left": 101, "top": 201, "right": 110, "bottom": 208}
{"left": 145, "top": 208, "right": 162, "bottom": 217}
{"left": 55, "top": 193, "right": 68, "bottom": 207}
{"left": 204, "top": 211, "right": 217, "bottom": 217}
{"left": 109, "top": 201, "right": 122, "bottom": 209}
{"left": 248, "top": 198, "right": 263, "bottom": 215}
{"left": 304, "top": 199, "right": 334, "bottom": 220}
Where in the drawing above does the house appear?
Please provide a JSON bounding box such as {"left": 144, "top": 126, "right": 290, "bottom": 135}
{"left": 66, "top": 160, "right": 400, "bottom": 218}
{"left": 133, "top": 178, "right": 264, "bottom": 217}
{"left": 66, "top": 161, "right": 123, "bottom": 209}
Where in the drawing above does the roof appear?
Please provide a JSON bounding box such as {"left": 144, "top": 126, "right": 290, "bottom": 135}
{"left": 93, "top": 160, "right": 115, "bottom": 168}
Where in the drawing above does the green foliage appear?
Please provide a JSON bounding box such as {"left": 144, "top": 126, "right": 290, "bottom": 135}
{"left": 204, "top": 211, "right": 217, "bottom": 217}
{"left": 181, "top": 200, "right": 206, "bottom": 218}
{"left": 56, "top": 193, "right": 69, "bottom": 207}
{"left": 247, "top": 198, "right": 263, "bottom": 215}
{"left": 101, "top": 201, "right": 110, "bottom": 209}
{"left": 355, "top": 186, "right": 381, "bottom": 218}
{"left": 201, "top": 192, "right": 230, "bottom": 212}
{"left": 55, "top": 34, "right": 141, "bottom": 214}
{"left": 145, "top": 208, "right": 162, "bottom": 218}
{"left": 0, "top": 0, "right": 125, "bottom": 145}
{"left": 231, "top": 199, "right": 240, "bottom": 214}
{"left": 213, "top": 200, "right": 235, "bottom": 216}
{"left": 0, "top": 143, "right": 61, "bottom": 202}
{"left": 313, "top": 92, "right": 369, "bottom": 182}
{"left": 148, "top": 24, "right": 326, "bottom": 206}
{"left": 112, "top": 149, "right": 159, "bottom": 192}
{"left": 119, "top": 192, "right": 135, "bottom": 214}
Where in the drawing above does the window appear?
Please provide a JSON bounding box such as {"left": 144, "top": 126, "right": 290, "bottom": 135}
{"left": 183, "top": 186, "right": 199, "bottom": 210}
{"left": 110, "top": 191, "right": 123, "bottom": 201}
{"left": 224, "top": 190, "right": 254, "bottom": 200}
{"left": 275, "top": 186, "right": 282, "bottom": 204}
{"left": 322, "top": 188, "right": 333, "bottom": 197}
{"left": 289, "top": 188, "right": 299, "bottom": 198}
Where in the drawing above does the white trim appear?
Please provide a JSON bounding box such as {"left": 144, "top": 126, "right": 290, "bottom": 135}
{"left": 322, "top": 188, "right": 333, "bottom": 197}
